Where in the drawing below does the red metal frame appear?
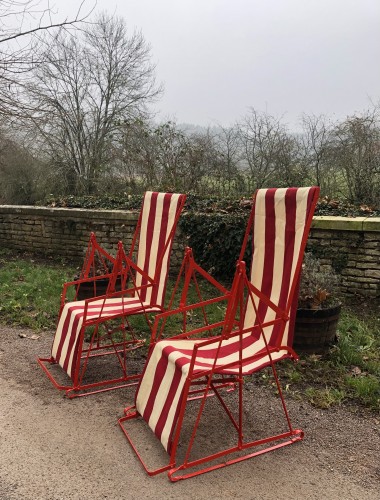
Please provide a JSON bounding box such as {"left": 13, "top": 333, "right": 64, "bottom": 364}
{"left": 118, "top": 186, "right": 320, "bottom": 480}
{"left": 38, "top": 192, "right": 186, "bottom": 397}
{"left": 80, "top": 232, "right": 115, "bottom": 278}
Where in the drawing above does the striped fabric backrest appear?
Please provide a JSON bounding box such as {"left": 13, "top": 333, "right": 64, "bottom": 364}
{"left": 134, "top": 192, "right": 186, "bottom": 307}
{"left": 243, "top": 187, "right": 319, "bottom": 347}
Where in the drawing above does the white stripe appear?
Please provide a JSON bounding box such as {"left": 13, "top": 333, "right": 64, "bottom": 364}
{"left": 244, "top": 189, "right": 267, "bottom": 329}
{"left": 136, "top": 342, "right": 165, "bottom": 415}
{"left": 156, "top": 193, "right": 181, "bottom": 307}
{"left": 58, "top": 305, "right": 81, "bottom": 365}
{"left": 148, "top": 350, "right": 188, "bottom": 432}
{"left": 51, "top": 300, "right": 85, "bottom": 359}
{"left": 51, "top": 303, "right": 69, "bottom": 358}
{"left": 212, "top": 348, "right": 290, "bottom": 374}
{"left": 135, "top": 192, "right": 152, "bottom": 290}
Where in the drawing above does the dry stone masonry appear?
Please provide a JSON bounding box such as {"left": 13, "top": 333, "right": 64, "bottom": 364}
{"left": 0, "top": 206, "right": 379, "bottom": 299}
{"left": 309, "top": 217, "right": 380, "bottom": 298}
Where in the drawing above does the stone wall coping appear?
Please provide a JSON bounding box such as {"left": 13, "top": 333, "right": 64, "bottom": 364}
{"left": 1, "top": 206, "right": 380, "bottom": 231}
{"left": 0, "top": 205, "right": 138, "bottom": 221}
{"left": 312, "top": 216, "right": 380, "bottom": 232}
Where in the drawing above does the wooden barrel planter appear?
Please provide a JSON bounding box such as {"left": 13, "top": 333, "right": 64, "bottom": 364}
{"left": 293, "top": 304, "right": 341, "bottom": 353}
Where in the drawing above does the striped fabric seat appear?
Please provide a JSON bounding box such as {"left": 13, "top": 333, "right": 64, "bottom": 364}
{"left": 51, "top": 297, "right": 162, "bottom": 379}
{"left": 39, "top": 192, "right": 186, "bottom": 393}
{"left": 134, "top": 187, "right": 319, "bottom": 454}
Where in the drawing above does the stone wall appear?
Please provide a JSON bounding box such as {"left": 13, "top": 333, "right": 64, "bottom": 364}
{"left": 0, "top": 206, "right": 379, "bottom": 298}
{"left": 309, "top": 216, "right": 380, "bottom": 298}
{"left": 0, "top": 206, "right": 184, "bottom": 269}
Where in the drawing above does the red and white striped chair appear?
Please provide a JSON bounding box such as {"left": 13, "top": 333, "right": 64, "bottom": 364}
{"left": 119, "top": 186, "right": 320, "bottom": 480}
{"left": 38, "top": 191, "right": 186, "bottom": 397}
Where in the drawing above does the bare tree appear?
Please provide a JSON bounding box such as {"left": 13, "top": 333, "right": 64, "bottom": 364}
{"left": 213, "top": 125, "right": 244, "bottom": 196}
{"left": 0, "top": 125, "right": 48, "bottom": 203}
{"left": 184, "top": 127, "right": 220, "bottom": 194}
{"left": 300, "top": 113, "right": 336, "bottom": 193}
{"left": 237, "top": 109, "right": 297, "bottom": 190}
{"left": 111, "top": 118, "right": 160, "bottom": 191}
{"left": 0, "top": 1, "right": 93, "bottom": 115}
{"left": 111, "top": 121, "right": 224, "bottom": 195}
{"left": 23, "top": 13, "right": 162, "bottom": 194}
{"left": 331, "top": 108, "right": 380, "bottom": 205}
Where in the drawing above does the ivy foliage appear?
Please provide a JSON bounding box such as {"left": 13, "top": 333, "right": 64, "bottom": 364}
{"left": 180, "top": 211, "right": 252, "bottom": 281}
{"left": 41, "top": 194, "right": 144, "bottom": 210}
{"left": 40, "top": 193, "right": 380, "bottom": 217}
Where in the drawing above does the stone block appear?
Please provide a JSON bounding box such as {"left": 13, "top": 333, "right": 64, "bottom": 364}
{"left": 354, "top": 276, "right": 379, "bottom": 284}
{"left": 361, "top": 241, "right": 380, "bottom": 249}
{"left": 355, "top": 262, "right": 379, "bottom": 269}
{"left": 341, "top": 268, "right": 365, "bottom": 277}
{"left": 348, "top": 253, "right": 378, "bottom": 262}
{"left": 364, "top": 269, "right": 380, "bottom": 279}
{"left": 364, "top": 249, "right": 380, "bottom": 256}
{"left": 312, "top": 216, "right": 367, "bottom": 231}
{"left": 362, "top": 218, "right": 380, "bottom": 232}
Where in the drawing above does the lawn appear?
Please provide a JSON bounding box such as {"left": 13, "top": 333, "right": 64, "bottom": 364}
{"left": 0, "top": 248, "right": 379, "bottom": 410}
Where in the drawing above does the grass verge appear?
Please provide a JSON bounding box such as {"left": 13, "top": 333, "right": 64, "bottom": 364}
{"left": 277, "top": 310, "right": 380, "bottom": 410}
{"left": 0, "top": 249, "right": 77, "bottom": 329}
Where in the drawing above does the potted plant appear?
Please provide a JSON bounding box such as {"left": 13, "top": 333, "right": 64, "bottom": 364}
{"left": 293, "top": 252, "right": 342, "bottom": 353}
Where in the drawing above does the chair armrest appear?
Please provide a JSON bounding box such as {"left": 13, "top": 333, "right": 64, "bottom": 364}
{"left": 60, "top": 273, "right": 115, "bottom": 307}
{"left": 150, "top": 294, "right": 230, "bottom": 343}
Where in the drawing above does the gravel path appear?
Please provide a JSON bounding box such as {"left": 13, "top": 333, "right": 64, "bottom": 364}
{"left": 0, "top": 325, "right": 379, "bottom": 499}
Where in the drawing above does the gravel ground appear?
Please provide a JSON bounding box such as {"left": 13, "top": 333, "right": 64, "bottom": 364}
{"left": 0, "top": 325, "right": 379, "bottom": 500}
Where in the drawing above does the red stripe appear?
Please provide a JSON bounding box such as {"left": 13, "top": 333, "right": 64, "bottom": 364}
{"left": 154, "top": 355, "right": 186, "bottom": 445}
{"left": 270, "top": 188, "right": 297, "bottom": 346}
{"left": 141, "top": 353, "right": 170, "bottom": 423}
{"left": 53, "top": 304, "right": 80, "bottom": 363}
{"left": 157, "top": 194, "right": 186, "bottom": 306}
{"left": 68, "top": 318, "right": 84, "bottom": 380}
{"left": 142, "top": 344, "right": 191, "bottom": 449}
{"left": 151, "top": 193, "right": 173, "bottom": 305}
{"left": 62, "top": 309, "right": 84, "bottom": 374}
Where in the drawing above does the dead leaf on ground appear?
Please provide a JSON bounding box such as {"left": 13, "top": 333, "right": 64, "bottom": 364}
{"left": 351, "top": 366, "right": 362, "bottom": 376}
{"left": 309, "top": 354, "right": 323, "bottom": 362}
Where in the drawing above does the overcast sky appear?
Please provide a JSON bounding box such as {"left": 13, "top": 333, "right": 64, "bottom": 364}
{"left": 53, "top": 0, "right": 379, "bottom": 130}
